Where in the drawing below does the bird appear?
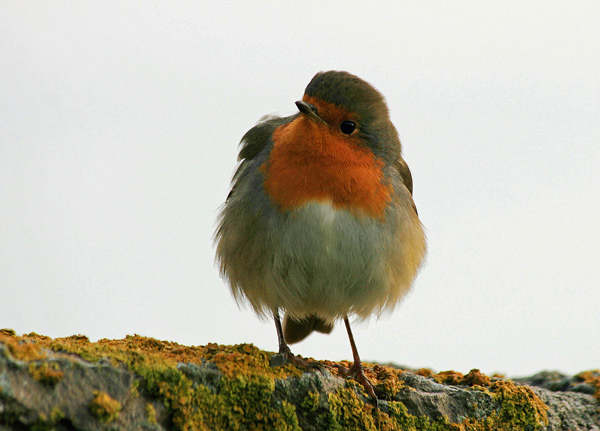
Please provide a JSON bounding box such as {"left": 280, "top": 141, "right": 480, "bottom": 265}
{"left": 215, "top": 70, "right": 426, "bottom": 401}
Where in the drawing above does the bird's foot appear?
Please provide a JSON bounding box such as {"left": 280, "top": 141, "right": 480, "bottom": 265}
{"left": 270, "top": 343, "right": 323, "bottom": 372}
{"left": 337, "top": 361, "right": 378, "bottom": 407}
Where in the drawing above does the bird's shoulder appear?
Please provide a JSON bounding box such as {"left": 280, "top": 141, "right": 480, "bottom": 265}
{"left": 238, "top": 114, "right": 295, "bottom": 161}
{"left": 225, "top": 115, "right": 294, "bottom": 203}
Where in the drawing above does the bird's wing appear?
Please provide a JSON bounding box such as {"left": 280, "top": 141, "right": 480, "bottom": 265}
{"left": 394, "top": 157, "right": 413, "bottom": 195}
{"left": 238, "top": 115, "right": 291, "bottom": 161}
{"left": 226, "top": 115, "right": 293, "bottom": 202}
{"left": 394, "top": 156, "right": 419, "bottom": 215}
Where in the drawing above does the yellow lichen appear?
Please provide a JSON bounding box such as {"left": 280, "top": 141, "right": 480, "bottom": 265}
{"left": 300, "top": 390, "right": 321, "bottom": 412}
{"left": 50, "top": 407, "right": 65, "bottom": 423}
{"left": 461, "top": 369, "right": 492, "bottom": 387}
{"left": 489, "top": 380, "right": 548, "bottom": 430}
{"left": 372, "top": 364, "right": 406, "bottom": 395}
{"left": 201, "top": 342, "right": 302, "bottom": 379}
{"left": 328, "top": 387, "right": 377, "bottom": 431}
{"left": 145, "top": 403, "right": 157, "bottom": 425}
{"left": 384, "top": 401, "right": 460, "bottom": 431}
{"left": 575, "top": 370, "right": 600, "bottom": 402}
{"left": 0, "top": 332, "right": 45, "bottom": 362}
{"left": 415, "top": 368, "right": 434, "bottom": 378}
{"left": 130, "top": 379, "right": 140, "bottom": 398}
{"left": 23, "top": 332, "right": 52, "bottom": 341}
{"left": 0, "top": 333, "right": 552, "bottom": 431}
{"left": 89, "top": 391, "right": 122, "bottom": 423}
{"left": 433, "top": 370, "right": 464, "bottom": 385}
{"left": 28, "top": 362, "right": 64, "bottom": 385}
{"left": 432, "top": 369, "right": 492, "bottom": 387}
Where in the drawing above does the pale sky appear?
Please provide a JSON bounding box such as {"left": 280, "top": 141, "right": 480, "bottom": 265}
{"left": 1, "top": 1, "right": 599, "bottom": 378}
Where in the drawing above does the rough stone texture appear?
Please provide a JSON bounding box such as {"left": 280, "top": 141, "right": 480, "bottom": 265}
{"left": 0, "top": 330, "right": 598, "bottom": 430}
{"left": 515, "top": 371, "right": 600, "bottom": 431}
{"left": 0, "top": 341, "right": 168, "bottom": 430}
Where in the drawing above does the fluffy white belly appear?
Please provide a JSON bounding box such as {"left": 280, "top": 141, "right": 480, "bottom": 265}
{"left": 259, "top": 201, "right": 422, "bottom": 321}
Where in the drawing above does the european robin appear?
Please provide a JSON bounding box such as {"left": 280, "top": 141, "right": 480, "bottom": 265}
{"left": 215, "top": 71, "right": 426, "bottom": 401}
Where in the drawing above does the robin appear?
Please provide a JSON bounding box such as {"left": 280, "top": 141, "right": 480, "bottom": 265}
{"left": 215, "top": 71, "right": 426, "bottom": 401}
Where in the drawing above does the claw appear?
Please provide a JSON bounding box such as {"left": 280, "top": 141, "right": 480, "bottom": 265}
{"left": 271, "top": 312, "right": 325, "bottom": 373}
{"left": 341, "top": 317, "right": 379, "bottom": 407}
{"left": 270, "top": 343, "right": 307, "bottom": 367}
{"left": 337, "top": 362, "right": 378, "bottom": 406}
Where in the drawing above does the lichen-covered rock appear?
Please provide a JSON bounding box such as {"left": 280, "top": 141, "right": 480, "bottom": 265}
{"left": 515, "top": 370, "right": 600, "bottom": 430}
{"left": 0, "top": 330, "right": 598, "bottom": 430}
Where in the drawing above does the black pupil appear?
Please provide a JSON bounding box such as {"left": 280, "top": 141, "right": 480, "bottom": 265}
{"left": 340, "top": 121, "right": 356, "bottom": 134}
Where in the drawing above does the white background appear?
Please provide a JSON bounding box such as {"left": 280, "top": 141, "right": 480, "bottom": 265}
{"left": 1, "top": 1, "right": 599, "bottom": 377}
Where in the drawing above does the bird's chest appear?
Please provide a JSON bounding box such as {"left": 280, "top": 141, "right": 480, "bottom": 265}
{"left": 260, "top": 118, "right": 392, "bottom": 219}
{"left": 274, "top": 200, "right": 381, "bottom": 269}
{"left": 266, "top": 200, "right": 391, "bottom": 307}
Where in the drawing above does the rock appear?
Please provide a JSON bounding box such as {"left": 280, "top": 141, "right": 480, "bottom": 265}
{"left": 0, "top": 330, "right": 598, "bottom": 430}
{"left": 515, "top": 370, "right": 600, "bottom": 430}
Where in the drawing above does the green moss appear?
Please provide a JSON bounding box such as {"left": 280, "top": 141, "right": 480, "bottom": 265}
{"left": 49, "top": 407, "right": 65, "bottom": 423}
{"left": 317, "top": 377, "right": 547, "bottom": 431}
{"left": 29, "top": 407, "right": 66, "bottom": 431}
{"left": 0, "top": 333, "right": 551, "bottom": 431}
{"left": 327, "top": 387, "right": 377, "bottom": 431}
{"left": 489, "top": 380, "right": 548, "bottom": 430}
{"left": 160, "top": 372, "right": 301, "bottom": 431}
{"left": 379, "top": 400, "right": 468, "bottom": 431}
{"left": 130, "top": 379, "right": 140, "bottom": 398}
{"left": 297, "top": 389, "right": 336, "bottom": 429}
{"left": 300, "top": 390, "right": 320, "bottom": 412}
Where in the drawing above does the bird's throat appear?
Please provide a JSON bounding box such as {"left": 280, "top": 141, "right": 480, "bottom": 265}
{"left": 261, "top": 116, "right": 392, "bottom": 219}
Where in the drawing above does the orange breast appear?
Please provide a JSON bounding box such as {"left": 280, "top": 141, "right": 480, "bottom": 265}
{"left": 261, "top": 115, "right": 392, "bottom": 219}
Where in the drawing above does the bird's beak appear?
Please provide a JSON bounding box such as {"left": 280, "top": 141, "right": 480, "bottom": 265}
{"left": 295, "top": 100, "right": 326, "bottom": 124}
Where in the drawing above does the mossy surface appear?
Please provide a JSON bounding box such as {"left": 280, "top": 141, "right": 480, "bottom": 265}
{"left": 90, "top": 391, "right": 122, "bottom": 423}
{"left": 575, "top": 370, "right": 600, "bottom": 401}
{"left": 0, "top": 330, "right": 555, "bottom": 430}
{"left": 28, "top": 362, "right": 65, "bottom": 385}
{"left": 146, "top": 402, "right": 157, "bottom": 425}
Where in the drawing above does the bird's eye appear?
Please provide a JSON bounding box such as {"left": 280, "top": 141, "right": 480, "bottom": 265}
{"left": 340, "top": 120, "right": 356, "bottom": 135}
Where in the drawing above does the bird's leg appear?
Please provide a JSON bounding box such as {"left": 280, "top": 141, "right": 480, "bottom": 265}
{"left": 270, "top": 310, "right": 314, "bottom": 369}
{"left": 337, "top": 317, "right": 378, "bottom": 403}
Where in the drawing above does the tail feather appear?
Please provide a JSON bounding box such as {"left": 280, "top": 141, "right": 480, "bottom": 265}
{"left": 283, "top": 314, "right": 334, "bottom": 344}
